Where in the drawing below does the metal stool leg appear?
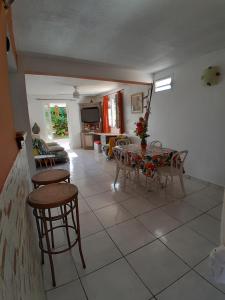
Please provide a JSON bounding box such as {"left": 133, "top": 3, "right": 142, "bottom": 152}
{"left": 75, "top": 200, "right": 86, "bottom": 269}
{"left": 37, "top": 209, "right": 44, "bottom": 237}
{"left": 70, "top": 202, "right": 77, "bottom": 234}
{"left": 64, "top": 204, "right": 71, "bottom": 247}
{"left": 34, "top": 209, "right": 44, "bottom": 265}
{"left": 48, "top": 209, "right": 55, "bottom": 249}
{"left": 42, "top": 209, "right": 56, "bottom": 287}
{"left": 60, "top": 206, "right": 65, "bottom": 223}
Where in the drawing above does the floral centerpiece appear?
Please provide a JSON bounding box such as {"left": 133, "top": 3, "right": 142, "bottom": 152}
{"left": 135, "top": 117, "right": 149, "bottom": 150}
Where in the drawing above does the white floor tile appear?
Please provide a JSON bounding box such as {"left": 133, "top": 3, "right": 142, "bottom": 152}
{"left": 207, "top": 204, "right": 222, "bottom": 220}
{"left": 143, "top": 190, "right": 175, "bottom": 208}
{"left": 46, "top": 226, "right": 66, "bottom": 249}
{"left": 161, "top": 201, "right": 202, "bottom": 223}
{"left": 182, "top": 177, "right": 208, "bottom": 194}
{"left": 82, "top": 258, "right": 151, "bottom": 300}
{"left": 78, "top": 183, "right": 110, "bottom": 197}
{"left": 107, "top": 219, "right": 155, "bottom": 255}
{"left": 109, "top": 188, "right": 133, "bottom": 202}
{"left": 95, "top": 203, "right": 133, "bottom": 228}
{"left": 184, "top": 191, "right": 222, "bottom": 212}
{"left": 121, "top": 196, "right": 155, "bottom": 216}
{"left": 72, "top": 231, "right": 121, "bottom": 276}
{"left": 78, "top": 197, "right": 91, "bottom": 214}
{"left": 137, "top": 208, "right": 181, "bottom": 237}
{"left": 79, "top": 211, "right": 104, "bottom": 238}
{"left": 43, "top": 150, "right": 222, "bottom": 299}
{"left": 160, "top": 226, "right": 215, "bottom": 266}
{"left": 127, "top": 240, "right": 189, "bottom": 295}
{"left": 194, "top": 257, "right": 225, "bottom": 294}
{"left": 47, "top": 279, "right": 86, "bottom": 300}
{"left": 43, "top": 250, "right": 78, "bottom": 290}
{"left": 85, "top": 191, "right": 118, "bottom": 210}
{"left": 200, "top": 185, "right": 224, "bottom": 203}
{"left": 93, "top": 173, "right": 114, "bottom": 184}
{"left": 162, "top": 176, "right": 204, "bottom": 199}
{"left": 157, "top": 271, "right": 225, "bottom": 300}
{"left": 187, "top": 214, "right": 221, "bottom": 245}
{"left": 74, "top": 177, "right": 97, "bottom": 188}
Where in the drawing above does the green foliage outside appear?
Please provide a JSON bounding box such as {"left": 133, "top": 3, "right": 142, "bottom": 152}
{"left": 50, "top": 106, "right": 69, "bottom": 138}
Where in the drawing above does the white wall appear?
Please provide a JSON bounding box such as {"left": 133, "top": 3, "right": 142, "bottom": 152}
{"left": 27, "top": 97, "right": 81, "bottom": 149}
{"left": 150, "top": 48, "right": 225, "bottom": 186}
{"left": 67, "top": 101, "right": 81, "bottom": 148}
{"left": 123, "top": 85, "right": 150, "bottom": 135}
{"left": 19, "top": 52, "right": 152, "bottom": 84}
{"left": 94, "top": 84, "right": 150, "bottom": 135}
{"left": 9, "top": 72, "right": 36, "bottom": 175}
{"left": 27, "top": 96, "right": 47, "bottom": 139}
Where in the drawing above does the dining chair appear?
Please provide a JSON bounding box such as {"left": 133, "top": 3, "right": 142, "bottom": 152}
{"left": 116, "top": 138, "right": 130, "bottom": 146}
{"left": 150, "top": 140, "right": 163, "bottom": 148}
{"left": 113, "top": 147, "right": 133, "bottom": 186}
{"left": 157, "top": 150, "right": 188, "bottom": 194}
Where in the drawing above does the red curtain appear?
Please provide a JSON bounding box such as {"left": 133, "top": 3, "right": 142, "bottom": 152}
{"left": 117, "top": 91, "right": 124, "bottom": 133}
{"left": 102, "top": 95, "right": 110, "bottom": 133}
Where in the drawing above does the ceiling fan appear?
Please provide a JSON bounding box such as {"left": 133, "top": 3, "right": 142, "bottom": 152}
{"left": 36, "top": 86, "right": 81, "bottom": 101}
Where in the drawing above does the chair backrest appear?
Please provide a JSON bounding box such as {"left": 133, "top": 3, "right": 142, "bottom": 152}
{"left": 170, "top": 150, "right": 188, "bottom": 172}
{"left": 113, "top": 147, "right": 127, "bottom": 168}
{"left": 116, "top": 138, "right": 130, "bottom": 146}
{"left": 150, "top": 140, "right": 162, "bottom": 148}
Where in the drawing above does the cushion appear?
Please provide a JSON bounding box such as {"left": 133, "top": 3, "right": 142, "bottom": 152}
{"left": 48, "top": 145, "right": 64, "bottom": 152}
{"left": 32, "top": 148, "right": 40, "bottom": 156}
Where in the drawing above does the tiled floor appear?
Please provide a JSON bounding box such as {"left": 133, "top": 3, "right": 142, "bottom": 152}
{"left": 40, "top": 149, "right": 224, "bottom": 300}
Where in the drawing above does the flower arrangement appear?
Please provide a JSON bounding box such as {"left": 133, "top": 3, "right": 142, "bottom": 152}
{"left": 135, "top": 117, "right": 149, "bottom": 146}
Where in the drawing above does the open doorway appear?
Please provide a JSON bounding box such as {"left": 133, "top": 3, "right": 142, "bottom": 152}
{"left": 44, "top": 103, "right": 70, "bottom": 150}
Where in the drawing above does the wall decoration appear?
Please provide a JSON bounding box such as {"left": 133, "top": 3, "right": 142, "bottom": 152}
{"left": 131, "top": 92, "right": 143, "bottom": 113}
{"left": 201, "top": 66, "right": 221, "bottom": 86}
{"left": 32, "top": 122, "right": 40, "bottom": 134}
{"left": 134, "top": 83, "right": 153, "bottom": 149}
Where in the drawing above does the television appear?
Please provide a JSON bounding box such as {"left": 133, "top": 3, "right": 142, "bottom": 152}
{"left": 81, "top": 107, "right": 100, "bottom": 123}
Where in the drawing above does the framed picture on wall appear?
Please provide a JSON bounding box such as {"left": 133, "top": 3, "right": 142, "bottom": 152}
{"left": 131, "top": 93, "right": 143, "bottom": 113}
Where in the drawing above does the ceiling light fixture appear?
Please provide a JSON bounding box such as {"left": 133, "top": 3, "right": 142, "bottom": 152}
{"left": 73, "top": 86, "right": 80, "bottom": 98}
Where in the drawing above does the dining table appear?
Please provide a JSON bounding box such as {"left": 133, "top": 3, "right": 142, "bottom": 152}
{"left": 114, "top": 144, "right": 176, "bottom": 178}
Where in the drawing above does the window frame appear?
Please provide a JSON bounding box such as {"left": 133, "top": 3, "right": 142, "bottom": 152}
{"left": 154, "top": 76, "right": 172, "bottom": 93}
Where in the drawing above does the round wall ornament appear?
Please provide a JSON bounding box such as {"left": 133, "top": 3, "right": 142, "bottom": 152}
{"left": 201, "top": 66, "right": 221, "bottom": 86}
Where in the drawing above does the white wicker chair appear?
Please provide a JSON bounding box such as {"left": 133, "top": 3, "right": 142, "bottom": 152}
{"left": 157, "top": 150, "right": 188, "bottom": 194}
{"left": 113, "top": 147, "right": 133, "bottom": 186}
{"left": 116, "top": 138, "right": 130, "bottom": 146}
{"left": 150, "top": 140, "right": 162, "bottom": 148}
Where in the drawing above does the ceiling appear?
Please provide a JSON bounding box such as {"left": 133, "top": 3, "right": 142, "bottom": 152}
{"left": 25, "top": 75, "right": 123, "bottom": 98}
{"left": 13, "top": 0, "right": 225, "bottom": 73}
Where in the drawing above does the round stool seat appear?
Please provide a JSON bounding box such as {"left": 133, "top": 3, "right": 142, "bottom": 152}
{"left": 28, "top": 183, "right": 78, "bottom": 209}
{"left": 32, "top": 169, "right": 70, "bottom": 186}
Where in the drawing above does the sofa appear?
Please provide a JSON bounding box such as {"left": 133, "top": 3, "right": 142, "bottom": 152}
{"left": 32, "top": 137, "right": 69, "bottom": 164}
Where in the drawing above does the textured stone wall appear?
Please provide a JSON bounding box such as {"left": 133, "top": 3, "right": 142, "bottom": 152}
{"left": 0, "top": 144, "right": 45, "bottom": 300}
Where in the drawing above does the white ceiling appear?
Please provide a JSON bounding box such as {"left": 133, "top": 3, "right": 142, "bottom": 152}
{"left": 13, "top": 0, "right": 225, "bottom": 73}
{"left": 25, "top": 74, "right": 123, "bottom": 98}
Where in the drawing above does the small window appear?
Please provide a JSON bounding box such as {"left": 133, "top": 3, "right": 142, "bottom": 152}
{"left": 155, "top": 77, "right": 172, "bottom": 92}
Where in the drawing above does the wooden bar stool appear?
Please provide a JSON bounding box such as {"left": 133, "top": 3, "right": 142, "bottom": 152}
{"left": 32, "top": 169, "right": 70, "bottom": 189}
{"left": 27, "top": 183, "right": 86, "bottom": 287}
{"left": 32, "top": 169, "right": 71, "bottom": 225}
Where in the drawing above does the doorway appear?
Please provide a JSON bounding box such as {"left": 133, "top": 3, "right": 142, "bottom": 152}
{"left": 44, "top": 103, "right": 70, "bottom": 149}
